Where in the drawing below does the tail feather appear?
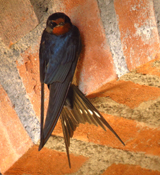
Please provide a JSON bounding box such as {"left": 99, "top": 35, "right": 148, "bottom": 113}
{"left": 39, "top": 83, "right": 45, "bottom": 151}
{"left": 61, "top": 114, "right": 71, "bottom": 168}
{"left": 61, "top": 85, "right": 125, "bottom": 159}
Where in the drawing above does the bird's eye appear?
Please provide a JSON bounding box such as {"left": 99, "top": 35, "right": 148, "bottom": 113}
{"left": 59, "top": 22, "right": 65, "bottom": 26}
{"left": 50, "top": 22, "right": 57, "bottom": 28}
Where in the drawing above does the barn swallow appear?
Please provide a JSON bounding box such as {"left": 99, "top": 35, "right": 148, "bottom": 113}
{"left": 39, "top": 12, "right": 125, "bottom": 167}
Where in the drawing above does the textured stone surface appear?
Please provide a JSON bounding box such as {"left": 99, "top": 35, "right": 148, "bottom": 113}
{"left": 30, "top": 0, "right": 51, "bottom": 22}
{"left": 43, "top": 136, "right": 160, "bottom": 174}
{"left": 0, "top": 85, "right": 33, "bottom": 174}
{"left": 114, "top": 0, "right": 160, "bottom": 70}
{"left": 91, "top": 80, "right": 160, "bottom": 108}
{"left": 97, "top": 0, "right": 129, "bottom": 77}
{"left": 0, "top": 40, "right": 40, "bottom": 144}
{"left": 120, "top": 53, "right": 160, "bottom": 87}
{"left": 91, "top": 96, "right": 160, "bottom": 127}
{"left": 136, "top": 53, "right": 160, "bottom": 76}
{"left": 153, "top": 0, "right": 160, "bottom": 37}
{"left": 52, "top": 112, "right": 160, "bottom": 156}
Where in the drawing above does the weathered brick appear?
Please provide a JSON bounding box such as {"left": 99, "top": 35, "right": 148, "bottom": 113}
{"left": 4, "top": 145, "right": 88, "bottom": 175}
{"left": 136, "top": 52, "right": 160, "bottom": 76}
{"left": 102, "top": 164, "right": 160, "bottom": 175}
{"left": 0, "top": 0, "right": 38, "bottom": 47}
{"left": 0, "top": 85, "right": 32, "bottom": 173}
{"left": 114, "top": 0, "right": 160, "bottom": 70}
{"left": 90, "top": 80, "right": 160, "bottom": 108}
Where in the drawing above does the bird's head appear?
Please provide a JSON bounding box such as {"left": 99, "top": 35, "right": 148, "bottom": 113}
{"left": 46, "top": 12, "right": 72, "bottom": 36}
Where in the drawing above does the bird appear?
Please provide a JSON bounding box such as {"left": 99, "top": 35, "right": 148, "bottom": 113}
{"left": 39, "top": 12, "right": 125, "bottom": 168}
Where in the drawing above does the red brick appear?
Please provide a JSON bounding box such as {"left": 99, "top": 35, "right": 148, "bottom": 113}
{"left": 102, "top": 164, "right": 160, "bottom": 175}
{"left": 136, "top": 52, "right": 160, "bottom": 76}
{"left": 114, "top": 0, "right": 160, "bottom": 70}
{"left": 0, "top": 85, "right": 32, "bottom": 173}
{"left": 4, "top": 145, "right": 88, "bottom": 175}
{"left": 54, "top": 0, "right": 117, "bottom": 95}
{"left": 17, "top": 47, "right": 49, "bottom": 121}
{"left": 90, "top": 80, "right": 160, "bottom": 108}
{"left": 0, "top": 0, "right": 38, "bottom": 46}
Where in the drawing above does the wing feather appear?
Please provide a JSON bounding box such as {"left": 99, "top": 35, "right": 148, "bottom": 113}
{"left": 60, "top": 85, "right": 125, "bottom": 160}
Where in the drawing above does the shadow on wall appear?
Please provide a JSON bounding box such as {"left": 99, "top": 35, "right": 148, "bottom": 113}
{"left": 30, "top": 0, "right": 51, "bottom": 21}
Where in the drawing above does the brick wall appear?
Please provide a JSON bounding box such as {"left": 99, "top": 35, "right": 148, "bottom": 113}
{"left": 0, "top": 0, "right": 160, "bottom": 174}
